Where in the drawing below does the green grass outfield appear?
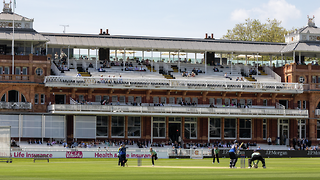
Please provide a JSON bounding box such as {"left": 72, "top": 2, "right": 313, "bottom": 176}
{"left": 0, "top": 158, "right": 319, "bottom": 180}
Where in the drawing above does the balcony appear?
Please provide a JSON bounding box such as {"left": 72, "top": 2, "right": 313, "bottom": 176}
{"left": 47, "top": 104, "right": 308, "bottom": 118}
{"left": 44, "top": 76, "right": 304, "bottom": 93}
{"left": 0, "top": 74, "right": 32, "bottom": 82}
{"left": 0, "top": 102, "right": 32, "bottom": 110}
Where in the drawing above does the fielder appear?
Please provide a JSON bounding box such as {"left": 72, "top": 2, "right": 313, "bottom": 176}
{"left": 117, "top": 144, "right": 122, "bottom": 166}
{"left": 229, "top": 140, "right": 239, "bottom": 168}
{"left": 150, "top": 147, "right": 158, "bottom": 166}
{"left": 248, "top": 149, "right": 266, "bottom": 169}
{"left": 212, "top": 146, "right": 220, "bottom": 164}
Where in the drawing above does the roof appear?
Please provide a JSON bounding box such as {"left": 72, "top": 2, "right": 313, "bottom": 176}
{"left": 0, "top": 12, "right": 33, "bottom": 21}
{"left": 41, "top": 33, "right": 286, "bottom": 54}
{"left": 0, "top": 28, "right": 47, "bottom": 41}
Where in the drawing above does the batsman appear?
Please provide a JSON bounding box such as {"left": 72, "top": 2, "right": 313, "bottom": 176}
{"left": 248, "top": 149, "right": 266, "bottom": 169}
{"left": 229, "top": 140, "right": 242, "bottom": 168}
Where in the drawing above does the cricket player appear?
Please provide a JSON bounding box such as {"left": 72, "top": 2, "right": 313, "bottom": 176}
{"left": 119, "top": 144, "right": 127, "bottom": 167}
{"left": 248, "top": 149, "right": 266, "bottom": 169}
{"left": 117, "top": 144, "right": 122, "bottom": 166}
{"left": 212, "top": 146, "right": 220, "bottom": 164}
{"left": 229, "top": 140, "right": 239, "bottom": 168}
{"left": 150, "top": 147, "right": 158, "bottom": 166}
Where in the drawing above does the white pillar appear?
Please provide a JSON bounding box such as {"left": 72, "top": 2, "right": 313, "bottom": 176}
{"left": 123, "top": 48, "right": 126, "bottom": 62}
{"left": 178, "top": 50, "right": 180, "bottom": 72}
{"left": 142, "top": 50, "right": 144, "bottom": 61}
{"left": 299, "top": 52, "right": 301, "bottom": 64}
{"left": 256, "top": 53, "right": 259, "bottom": 76}
{"left": 79, "top": 49, "right": 80, "bottom": 59}
{"left": 88, "top": 49, "right": 90, "bottom": 60}
{"left": 151, "top": 49, "right": 153, "bottom": 72}
{"left": 186, "top": 53, "right": 188, "bottom": 63}
{"left": 45, "top": 42, "right": 48, "bottom": 55}
{"left": 169, "top": 52, "right": 171, "bottom": 62}
{"left": 281, "top": 53, "right": 283, "bottom": 66}
{"left": 220, "top": 53, "right": 222, "bottom": 65}
{"left": 231, "top": 52, "right": 233, "bottom": 75}
{"left": 205, "top": 51, "right": 207, "bottom": 75}
{"left": 293, "top": 51, "right": 295, "bottom": 64}
{"left": 160, "top": 51, "right": 162, "bottom": 62}
{"left": 115, "top": 49, "right": 117, "bottom": 61}
{"left": 270, "top": 55, "right": 272, "bottom": 67}
{"left": 95, "top": 48, "right": 98, "bottom": 69}
{"left": 195, "top": 53, "right": 197, "bottom": 64}
{"left": 67, "top": 45, "right": 70, "bottom": 69}
{"left": 285, "top": 56, "right": 287, "bottom": 65}
{"left": 23, "top": 42, "right": 26, "bottom": 55}
{"left": 245, "top": 55, "right": 248, "bottom": 65}
{"left": 31, "top": 42, "right": 34, "bottom": 55}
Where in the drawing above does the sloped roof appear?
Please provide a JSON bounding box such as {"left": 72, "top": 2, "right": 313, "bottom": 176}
{"left": 0, "top": 12, "right": 33, "bottom": 21}
{"left": 42, "top": 33, "right": 285, "bottom": 54}
{"left": 0, "top": 28, "right": 47, "bottom": 41}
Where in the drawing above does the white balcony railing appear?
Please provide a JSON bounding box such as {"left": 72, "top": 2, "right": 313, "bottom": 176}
{"left": 0, "top": 102, "right": 32, "bottom": 110}
{"left": 44, "top": 76, "right": 304, "bottom": 93}
{"left": 48, "top": 104, "right": 308, "bottom": 118}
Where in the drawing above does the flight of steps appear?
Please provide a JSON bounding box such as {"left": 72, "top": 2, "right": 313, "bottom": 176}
{"left": 146, "top": 66, "right": 156, "bottom": 72}
{"left": 79, "top": 72, "right": 91, "bottom": 77}
{"left": 259, "top": 70, "right": 268, "bottom": 75}
{"left": 245, "top": 75, "right": 256, "bottom": 81}
{"left": 172, "top": 66, "right": 179, "bottom": 72}
{"left": 163, "top": 74, "right": 175, "bottom": 79}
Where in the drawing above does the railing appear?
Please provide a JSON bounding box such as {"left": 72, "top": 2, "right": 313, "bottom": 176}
{"left": 276, "top": 102, "right": 285, "bottom": 109}
{"left": 44, "top": 76, "right": 304, "bottom": 93}
{"left": 0, "top": 102, "right": 32, "bottom": 110}
{"left": 264, "top": 66, "right": 281, "bottom": 82}
{"left": 0, "top": 74, "right": 31, "bottom": 81}
{"left": 51, "top": 61, "right": 61, "bottom": 76}
{"left": 48, "top": 104, "right": 309, "bottom": 118}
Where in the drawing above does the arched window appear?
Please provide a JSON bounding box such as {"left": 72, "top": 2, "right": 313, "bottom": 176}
{"left": 7, "top": 90, "right": 27, "bottom": 102}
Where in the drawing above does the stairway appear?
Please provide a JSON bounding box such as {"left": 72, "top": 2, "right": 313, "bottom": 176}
{"left": 146, "top": 66, "right": 156, "bottom": 72}
{"left": 245, "top": 75, "right": 256, "bottom": 81}
{"left": 163, "top": 74, "right": 175, "bottom": 79}
{"left": 172, "top": 66, "right": 179, "bottom": 72}
{"left": 259, "top": 70, "right": 268, "bottom": 75}
{"left": 79, "top": 72, "right": 91, "bottom": 77}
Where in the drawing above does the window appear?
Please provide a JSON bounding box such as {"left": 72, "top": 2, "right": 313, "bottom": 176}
{"left": 263, "top": 99, "right": 267, "bottom": 106}
{"left": 96, "top": 116, "right": 108, "bottom": 137}
{"left": 153, "top": 117, "right": 165, "bottom": 138}
{"left": 192, "top": 97, "right": 198, "bottom": 104}
{"left": 4, "top": 67, "right": 9, "bottom": 74}
{"left": 169, "top": 97, "right": 175, "bottom": 104}
{"left": 312, "top": 76, "right": 317, "bottom": 83}
{"left": 224, "top": 118, "right": 236, "bottom": 138}
{"left": 247, "top": 99, "right": 252, "bottom": 106}
{"left": 231, "top": 99, "right": 237, "bottom": 106}
{"left": 119, "top": 96, "right": 125, "bottom": 103}
{"left": 0, "top": 67, "right": 2, "bottom": 74}
{"left": 40, "top": 94, "right": 45, "bottom": 104}
{"left": 185, "top": 97, "right": 190, "bottom": 103}
{"left": 176, "top": 97, "right": 182, "bottom": 104}
{"left": 225, "top": 98, "right": 230, "bottom": 106}
{"left": 209, "top": 98, "right": 215, "bottom": 105}
{"left": 153, "top": 96, "right": 159, "bottom": 104}
{"left": 263, "top": 119, "right": 267, "bottom": 139}
{"left": 95, "top": 95, "right": 101, "bottom": 102}
{"left": 184, "top": 117, "right": 197, "bottom": 139}
{"left": 239, "top": 119, "right": 251, "bottom": 138}
{"left": 297, "top": 100, "right": 301, "bottom": 109}
{"left": 15, "top": 67, "right": 20, "bottom": 75}
{"left": 209, "top": 118, "right": 221, "bottom": 138}
{"left": 1, "top": 93, "right": 6, "bottom": 102}
{"left": 35, "top": 94, "right": 39, "bottom": 104}
{"left": 78, "top": 95, "right": 84, "bottom": 101}
{"left": 111, "top": 116, "right": 124, "bottom": 137}
{"left": 216, "top": 98, "right": 222, "bottom": 105}
{"left": 303, "top": 101, "right": 307, "bottom": 109}
{"left": 35, "top": 68, "right": 43, "bottom": 76}
{"left": 128, "top": 116, "right": 140, "bottom": 137}
{"left": 22, "top": 67, "right": 28, "bottom": 75}
{"left": 298, "top": 120, "right": 306, "bottom": 139}
{"left": 112, "top": 96, "right": 118, "bottom": 103}
{"left": 136, "top": 96, "right": 141, "bottom": 104}
{"left": 160, "top": 97, "right": 166, "bottom": 104}
{"left": 128, "top": 96, "right": 134, "bottom": 104}
{"left": 317, "top": 120, "right": 320, "bottom": 139}
{"left": 169, "top": 117, "right": 181, "bottom": 122}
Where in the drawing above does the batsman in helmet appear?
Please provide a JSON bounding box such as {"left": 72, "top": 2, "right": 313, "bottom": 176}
{"left": 229, "top": 140, "right": 242, "bottom": 168}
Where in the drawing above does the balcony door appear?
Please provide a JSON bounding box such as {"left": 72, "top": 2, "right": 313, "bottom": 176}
{"left": 8, "top": 90, "right": 19, "bottom": 102}
{"left": 278, "top": 119, "right": 289, "bottom": 145}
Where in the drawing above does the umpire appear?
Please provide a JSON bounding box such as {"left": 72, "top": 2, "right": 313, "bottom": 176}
{"left": 248, "top": 149, "right": 266, "bottom": 169}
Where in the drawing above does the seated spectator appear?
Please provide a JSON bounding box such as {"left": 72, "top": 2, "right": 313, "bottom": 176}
{"left": 98, "top": 66, "right": 105, "bottom": 72}
{"left": 64, "top": 66, "right": 68, "bottom": 71}
{"left": 88, "top": 63, "right": 93, "bottom": 68}
{"left": 240, "top": 77, "right": 244, "bottom": 81}
{"left": 190, "top": 72, "right": 196, "bottom": 77}
{"left": 135, "top": 66, "right": 139, "bottom": 71}
{"left": 210, "top": 103, "right": 215, "bottom": 107}
{"left": 76, "top": 73, "right": 82, "bottom": 77}
{"left": 236, "top": 77, "right": 240, "bottom": 81}
{"left": 197, "top": 68, "right": 202, "bottom": 73}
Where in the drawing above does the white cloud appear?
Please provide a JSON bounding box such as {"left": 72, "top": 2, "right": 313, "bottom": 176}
{"left": 230, "top": 0, "right": 301, "bottom": 24}
{"left": 231, "top": 9, "right": 250, "bottom": 22}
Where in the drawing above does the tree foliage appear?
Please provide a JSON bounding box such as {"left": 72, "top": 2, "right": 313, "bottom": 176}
{"left": 222, "top": 18, "right": 290, "bottom": 43}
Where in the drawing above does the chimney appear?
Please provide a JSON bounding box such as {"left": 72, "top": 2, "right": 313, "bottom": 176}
{"left": 205, "top": 33, "right": 208, "bottom": 39}
{"left": 211, "top": 33, "right": 214, "bottom": 39}
{"left": 106, "top": 29, "right": 109, "bottom": 35}
{"left": 100, "top": 29, "right": 102, "bottom": 35}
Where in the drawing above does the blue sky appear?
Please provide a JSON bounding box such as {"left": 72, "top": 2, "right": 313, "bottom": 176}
{"left": 13, "top": 0, "right": 320, "bottom": 39}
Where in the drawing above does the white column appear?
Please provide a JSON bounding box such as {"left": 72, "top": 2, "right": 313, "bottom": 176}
{"left": 195, "top": 53, "right": 197, "bottom": 64}
{"left": 299, "top": 52, "right": 301, "bottom": 64}
{"left": 207, "top": 118, "right": 210, "bottom": 143}
{"left": 67, "top": 45, "right": 70, "bottom": 69}
{"left": 205, "top": 51, "right": 207, "bottom": 75}
{"left": 160, "top": 51, "right": 162, "bottom": 62}
{"left": 285, "top": 56, "right": 287, "bottom": 65}
{"left": 281, "top": 53, "right": 283, "bottom": 66}
{"left": 115, "top": 49, "right": 117, "bottom": 61}
{"left": 95, "top": 48, "right": 98, "bottom": 69}
{"left": 88, "top": 49, "right": 90, "bottom": 60}
{"left": 23, "top": 42, "right": 26, "bottom": 55}
{"left": 31, "top": 42, "right": 34, "bottom": 55}
{"left": 169, "top": 52, "right": 171, "bottom": 62}
{"left": 151, "top": 49, "right": 153, "bottom": 72}
{"left": 142, "top": 50, "right": 144, "bottom": 61}
{"left": 270, "top": 55, "right": 272, "bottom": 67}
{"left": 79, "top": 49, "right": 80, "bottom": 59}
{"left": 123, "top": 48, "right": 126, "bottom": 62}
{"left": 256, "top": 53, "right": 259, "bottom": 76}
{"left": 231, "top": 52, "right": 233, "bottom": 74}
{"left": 245, "top": 55, "right": 248, "bottom": 65}
{"left": 293, "top": 51, "right": 295, "bottom": 64}
{"left": 186, "top": 53, "right": 188, "bottom": 63}
{"left": 178, "top": 50, "right": 180, "bottom": 72}
{"left": 220, "top": 53, "right": 222, "bottom": 65}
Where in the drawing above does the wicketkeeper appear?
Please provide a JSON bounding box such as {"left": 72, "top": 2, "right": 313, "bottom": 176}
{"left": 248, "top": 149, "right": 266, "bottom": 169}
